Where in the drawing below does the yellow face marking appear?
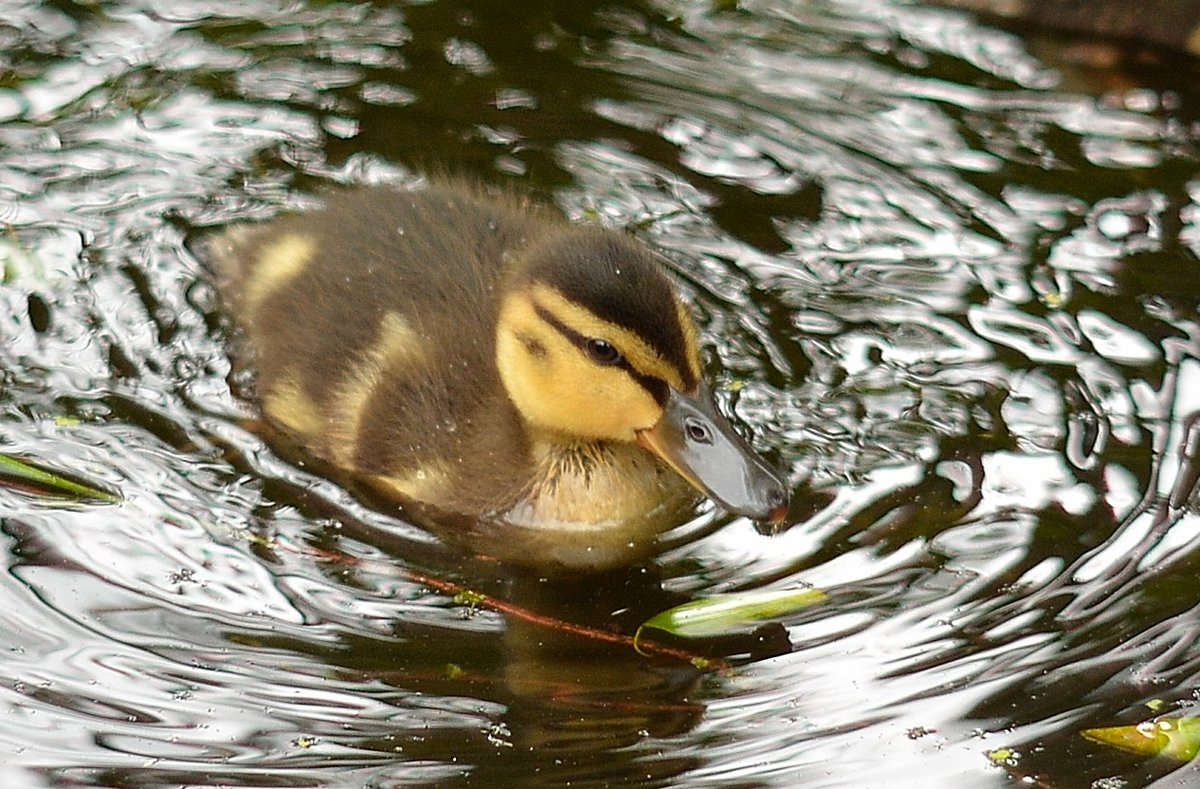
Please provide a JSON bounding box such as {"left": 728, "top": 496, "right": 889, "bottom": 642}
{"left": 263, "top": 373, "right": 324, "bottom": 438}
{"left": 673, "top": 298, "right": 703, "bottom": 387}
{"left": 529, "top": 284, "right": 693, "bottom": 391}
{"left": 496, "top": 287, "right": 666, "bottom": 441}
{"left": 329, "top": 311, "right": 428, "bottom": 468}
{"left": 242, "top": 234, "right": 316, "bottom": 319}
{"left": 1189, "top": 25, "right": 1200, "bottom": 55}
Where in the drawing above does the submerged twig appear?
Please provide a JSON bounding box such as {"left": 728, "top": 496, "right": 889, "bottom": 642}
{"left": 286, "top": 538, "right": 728, "bottom": 671}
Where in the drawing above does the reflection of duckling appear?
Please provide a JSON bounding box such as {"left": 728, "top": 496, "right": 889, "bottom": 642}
{"left": 210, "top": 180, "right": 788, "bottom": 569}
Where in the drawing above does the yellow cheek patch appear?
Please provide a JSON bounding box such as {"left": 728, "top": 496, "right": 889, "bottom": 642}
{"left": 243, "top": 234, "right": 316, "bottom": 319}
{"left": 497, "top": 292, "right": 663, "bottom": 440}
{"left": 529, "top": 284, "right": 690, "bottom": 391}
{"left": 329, "top": 311, "right": 428, "bottom": 467}
{"left": 263, "top": 373, "right": 324, "bottom": 439}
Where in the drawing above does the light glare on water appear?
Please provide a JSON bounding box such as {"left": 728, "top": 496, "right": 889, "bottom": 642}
{"left": 1, "top": 0, "right": 1200, "bottom": 787}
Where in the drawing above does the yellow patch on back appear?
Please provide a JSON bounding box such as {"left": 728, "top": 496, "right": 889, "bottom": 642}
{"left": 371, "top": 465, "right": 449, "bottom": 505}
{"left": 243, "top": 234, "right": 316, "bottom": 319}
{"left": 263, "top": 374, "right": 324, "bottom": 438}
{"left": 329, "top": 311, "right": 429, "bottom": 467}
{"left": 1189, "top": 25, "right": 1200, "bottom": 56}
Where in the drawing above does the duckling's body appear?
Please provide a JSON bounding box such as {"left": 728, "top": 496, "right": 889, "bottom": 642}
{"left": 211, "top": 180, "right": 786, "bottom": 569}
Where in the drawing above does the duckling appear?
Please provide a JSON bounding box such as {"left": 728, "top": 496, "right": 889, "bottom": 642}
{"left": 209, "top": 179, "right": 788, "bottom": 569}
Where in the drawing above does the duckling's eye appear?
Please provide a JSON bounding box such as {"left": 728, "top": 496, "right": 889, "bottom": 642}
{"left": 585, "top": 338, "right": 622, "bottom": 365}
{"left": 684, "top": 417, "right": 713, "bottom": 445}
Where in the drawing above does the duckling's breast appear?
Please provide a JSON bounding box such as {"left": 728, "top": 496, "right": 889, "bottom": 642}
{"left": 454, "top": 440, "right": 699, "bottom": 569}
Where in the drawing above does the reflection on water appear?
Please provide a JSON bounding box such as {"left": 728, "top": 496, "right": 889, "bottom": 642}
{"left": 2, "top": 0, "right": 1200, "bottom": 786}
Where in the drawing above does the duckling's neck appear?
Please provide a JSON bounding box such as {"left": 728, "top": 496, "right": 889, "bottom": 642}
{"left": 517, "top": 431, "right": 694, "bottom": 525}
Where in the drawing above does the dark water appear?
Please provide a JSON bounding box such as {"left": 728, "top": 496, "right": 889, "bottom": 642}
{"left": 3, "top": 1, "right": 1200, "bottom": 786}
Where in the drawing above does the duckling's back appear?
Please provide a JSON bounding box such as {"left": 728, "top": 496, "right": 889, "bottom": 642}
{"left": 210, "top": 182, "right": 553, "bottom": 511}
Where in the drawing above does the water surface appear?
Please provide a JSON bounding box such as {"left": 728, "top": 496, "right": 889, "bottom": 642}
{"left": 3, "top": 1, "right": 1200, "bottom": 786}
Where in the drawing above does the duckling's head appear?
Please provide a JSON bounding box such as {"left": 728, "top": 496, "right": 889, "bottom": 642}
{"left": 496, "top": 228, "right": 789, "bottom": 523}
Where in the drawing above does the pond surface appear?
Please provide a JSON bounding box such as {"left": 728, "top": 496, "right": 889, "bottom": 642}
{"left": 3, "top": 1, "right": 1200, "bottom": 786}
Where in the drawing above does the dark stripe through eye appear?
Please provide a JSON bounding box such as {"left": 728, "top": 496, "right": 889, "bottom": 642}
{"left": 533, "top": 302, "right": 668, "bottom": 405}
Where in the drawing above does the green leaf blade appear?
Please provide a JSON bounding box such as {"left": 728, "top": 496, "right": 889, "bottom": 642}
{"left": 1082, "top": 716, "right": 1200, "bottom": 761}
{"left": 0, "top": 454, "right": 121, "bottom": 503}
{"left": 637, "top": 587, "right": 827, "bottom": 641}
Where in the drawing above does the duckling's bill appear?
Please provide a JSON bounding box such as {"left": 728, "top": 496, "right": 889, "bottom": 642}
{"left": 636, "top": 384, "right": 789, "bottom": 524}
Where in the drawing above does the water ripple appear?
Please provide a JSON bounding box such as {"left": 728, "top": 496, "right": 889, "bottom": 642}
{"left": 1, "top": 0, "right": 1199, "bottom": 786}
